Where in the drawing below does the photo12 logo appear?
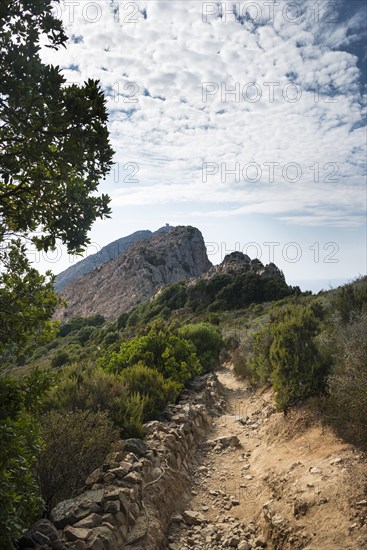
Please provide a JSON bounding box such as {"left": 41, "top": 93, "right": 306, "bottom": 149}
{"left": 205, "top": 241, "right": 340, "bottom": 264}
{"left": 111, "top": 161, "right": 140, "bottom": 184}
{"left": 52, "top": 1, "right": 144, "bottom": 25}
{"left": 112, "top": 82, "right": 140, "bottom": 103}
{"left": 202, "top": 161, "right": 339, "bottom": 184}
{"left": 202, "top": 81, "right": 339, "bottom": 104}
{"left": 202, "top": 2, "right": 340, "bottom": 25}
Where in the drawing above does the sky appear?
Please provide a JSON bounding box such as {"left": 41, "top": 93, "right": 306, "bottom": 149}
{"left": 37, "top": 0, "right": 367, "bottom": 291}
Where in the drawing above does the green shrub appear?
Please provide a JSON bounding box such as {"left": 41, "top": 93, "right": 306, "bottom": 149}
{"left": 247, "top": 325, "right": 273, "bottom": 384}
{"left": 58, "top": 315, "right": 105, "bottom": 338}
{"left": 157, "top": 282, "right": 187, "bottom": 311}
{"left": 45, "top": 362, "right": 146, "bottom": 438}
{"left": 50, "top": 350, "right": 70, "bottom": 368}
{"left": 324, "top": 312, "right": 367, "bottom": 448}
{"left": 178, "top": 323, "right": 222, "bottom": 373}
{"left": 122, "top": 393, "right": 146, "bottom": 439}
{"left": 120, "top": 363, "right": 181, "bottom": 420}
{"left": 36, "top": 409, "right": 118, "bottom": 513}
{"left": 47, "top": 363, "right": 122, "bottom": 418}
{"left": 46, "top": 340, "right": 59, "bottom": 351}
{"left": 232, "top": 345, "right": 252, "bottom": 379}
{"left": 102, "top": 321, "right": 201, "bottom": 385}
{"left": 0, "top": 371, "right": 53, "bottom": 549}
{"left": 103, "top": 331, "right": 120, "bottom": 345}
{"left": 75, "top": 326, "right": 95, "bottom": 345}
{"left": 117, "top": 312, "right": 129, "bottom": 330}
{"left": 223, "top": 332, "right": 240, "bottom": 352}
{"left": 269, "top": 305, "right": 329, "bottom": 411}
{"left": 207, "top": 313, "right": 221, "bottom": 325}
{"left": 331, "top": 277, "right": 367, "bottom": 323}
{"left": 32, "top": 346, "right": 47, "bottom": 360}
{"left": 250, "top": 303, "right": 263, "bottom": 315}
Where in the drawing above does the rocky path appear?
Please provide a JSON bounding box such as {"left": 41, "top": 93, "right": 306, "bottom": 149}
{"left": 166, "top": 364, "right": 367, "bottom": 550}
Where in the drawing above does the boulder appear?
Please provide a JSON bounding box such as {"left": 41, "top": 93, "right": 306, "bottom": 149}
{"left": 108, "top": 464, "right": 131, "bottom": 478}
{"left": 18, "top": 519, "right": 61, "bottom": 548}
{"left": 74, "top": 514, "right": 102, "bottom": 529}
{"left": 124, "top": 439, "right": 148, "bottom": 457}
{"left": 51, "top": 490, "right": 104, "bottom": 528}
{"left": 182, "top": 510, "right": 206, "bottom": 525}
{"left": 64, "top": 526, "right": 93, "bottom": 542}
{"left": 214, "top": 435, "right": 241, "bottom": 448}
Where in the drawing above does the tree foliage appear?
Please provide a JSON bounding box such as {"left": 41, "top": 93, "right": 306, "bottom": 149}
{"left": 0, "top": 0, "right": 114, "bottom": 252}
{"left": 0, "top": 2, "right": 114, "bottom": 544}
{"left": 0, "top": 243, "right": 61, "bottom": 357}
{"left": 0, "top": 371, "right": 54, "bottom": 548}
{"left": 0, "top": 0, "right": 113, "bottom": 358}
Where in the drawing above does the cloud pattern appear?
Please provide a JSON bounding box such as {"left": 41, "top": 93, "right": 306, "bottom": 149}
{"left": 40, "top": 0, "right": 366, "bottom": 229}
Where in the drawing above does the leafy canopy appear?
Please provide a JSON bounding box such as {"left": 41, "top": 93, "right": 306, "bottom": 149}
{"left": 0, "top": 0, "right": 114, "bottom": 358}
{"left": 0, "top": 370, "right": 54, "bottom": 548}
{"left": 0, "top": 242, "right": 61, "bottom": 356}
{"left": 178, "top": 323, "right": 222, "bottom": 373}
{"left": 0, "top": 0, "right": 114, "bottom": 252}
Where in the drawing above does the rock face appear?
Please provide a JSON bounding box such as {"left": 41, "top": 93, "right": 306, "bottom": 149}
{"left": 54, "top": 225, "right": 174, "bottom": 293}
{"left": 55, "top": 226, "right": 212, "bottom": 320}
{"left": 204, "top": 252, "right": 285, "bottom": 281}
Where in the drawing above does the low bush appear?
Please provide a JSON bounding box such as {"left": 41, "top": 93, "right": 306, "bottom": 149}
{"left": 120, "top": 362, "right": 181, "bottom": 420}
{"left": 269, "top": 305, "right": 329, "bottom": 411}
{"left": 103, "top": 331, "right": 120, "bottom": 345}
{"left": 178, "top": 323, "right": 222, "bottom": 373}
{"left": 36, "top": 409, "right": 118, "bottom": 513}
{"left": 247, "top": 325, "right": 273, "bottom": 385}
{"left": 323, "top": 312, "right": 367, "bottom": 448}
{"left": 58, "top": 315, "right": 105, "bottom": 338}
{"left": 75, "top": 326, "right": 95, "bottom": 345}
{"left": 117, "top": 312, "right": 129, "bottom": 330}
{"left": 232, "top": 345, "right": 252, "bottom": 380}
{"left": 330, "top": 276, "right": 367, "bottom": 323}
{"left": 0, "top": 371, "right": 54, "bottom": 549}
{"left": 102, "top": 320, "right": 201, "bottom": 385}
{"left": 45, "top": 362, "right": 128, "bottom": 425}
{"left": 50, "top": 350, "right": 70, "bottom": 368}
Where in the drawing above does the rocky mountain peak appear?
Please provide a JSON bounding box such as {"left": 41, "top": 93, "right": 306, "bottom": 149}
{"left": 205, "top": 252, "right": 284, "bottom": 281}
{"left": 222, "top": 251, "right": 251, "bottom": 265}
{"left": 54, "top": 225, "right": 175, "bottom": 292}
{"left": 55, "top": 225, "right": 211, "bottom": 320}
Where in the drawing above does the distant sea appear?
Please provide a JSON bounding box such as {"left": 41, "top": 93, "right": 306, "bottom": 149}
{"left": 288, "top": 278, "right": 359, "bottom": 294}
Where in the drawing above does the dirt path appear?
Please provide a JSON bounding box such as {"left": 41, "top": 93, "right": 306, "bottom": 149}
{"left": 166, "top": 364, "right": 367, "bottom": 549}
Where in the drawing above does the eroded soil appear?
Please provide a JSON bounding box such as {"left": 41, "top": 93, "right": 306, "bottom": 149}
{"left": 166, "top": 364, "right": 367, "bottom": 549}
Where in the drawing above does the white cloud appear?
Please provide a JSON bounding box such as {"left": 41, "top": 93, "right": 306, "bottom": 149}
{"left": 40, "top": 0, "right": 366, "bottom": 229}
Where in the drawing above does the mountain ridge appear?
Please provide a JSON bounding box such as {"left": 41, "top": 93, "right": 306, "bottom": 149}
{"left": 54, "top": 224, "right": 174, "bottom": 292}
{"left": 55, "top": 225, "right": 212, "bottom": 320}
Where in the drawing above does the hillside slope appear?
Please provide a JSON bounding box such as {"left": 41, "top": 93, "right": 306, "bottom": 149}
{"left": 55, "top": 225, "right": 212, "bottom": 320}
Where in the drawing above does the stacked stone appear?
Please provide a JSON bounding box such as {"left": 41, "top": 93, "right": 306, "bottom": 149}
{"left": 19, "top": 374, "right": 224, "bottom": 550}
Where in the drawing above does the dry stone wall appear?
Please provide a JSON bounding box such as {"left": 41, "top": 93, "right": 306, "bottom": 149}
{"left": 20, "top": 373, "right": 225, "bottom": 550}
